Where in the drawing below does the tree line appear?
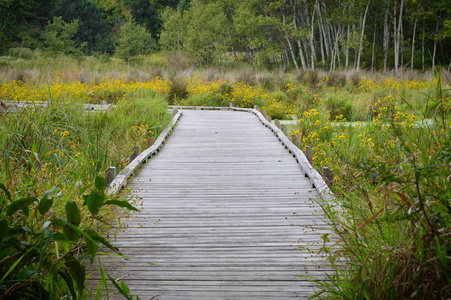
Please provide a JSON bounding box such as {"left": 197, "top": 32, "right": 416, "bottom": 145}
{"left": 1, "top": 0, "right": 450, "bottom": 71}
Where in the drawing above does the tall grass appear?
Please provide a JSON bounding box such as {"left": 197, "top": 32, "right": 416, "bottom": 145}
{"left": 0, "top": 93, "right": 170, "bottom": 298}
{"left": 293, "top": 72, "right": 451, "bottom": 299}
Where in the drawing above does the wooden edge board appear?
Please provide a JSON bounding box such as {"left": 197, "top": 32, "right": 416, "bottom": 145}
{"left": 3, "top": 101, "right": 181, "bottom": 114}
{"left": 107, "top": 109, "right": 183, "bottom": 195}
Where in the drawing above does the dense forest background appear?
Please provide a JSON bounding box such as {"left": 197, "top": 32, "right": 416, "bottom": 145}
{"left": 1, "top": 0, "right": 450, "bottom": 71}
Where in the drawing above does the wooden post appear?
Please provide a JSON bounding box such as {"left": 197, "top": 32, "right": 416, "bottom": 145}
{"left": 322, "top": 167, "right": 334, "bottom": 186}
{"left": 129, "top": 145, "right": 142, "bottom": 163}
{"left": 147, "top": 136, "right": 155, "bottom": 148}
{"left": 105, "top": 167, "right": 116, "bottom": 187}
{"left": 266, "top": 115, "right": 272, "bottom": 123}
{"left": 171, "top": 107, "right": 178, "bottom": 117}
{"left": 274, "top": 119, "right": 281, "bottom": 129}
{"left": 305, "top": 146, "right": 313, "bottom": 165}
{"left": 261, "top": 108, "right": 267, "bottom": 118}
{"left": 254, "top": 104, "right": 259, "bottom": 111}
{"left": 229, "top": 102, "right": 236, "bottom": 108}
{"left": 281, "top": 124, "right": 287, "bottom": 134}
{"left": 291, "top": 135, "right": 299, "bottom": 147}
{"left": 156, "top": 125, "right": 162, "bottom": 135}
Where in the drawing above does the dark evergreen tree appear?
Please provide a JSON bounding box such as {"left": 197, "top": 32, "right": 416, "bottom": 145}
{"left": 51, "top": 0, "right": 113, "bottom": 54}
{"left": 0, "top": 0, "right": 34, "bottom": 53}
{"left": 123, "top": 0, "right": 180, "bottom": 40}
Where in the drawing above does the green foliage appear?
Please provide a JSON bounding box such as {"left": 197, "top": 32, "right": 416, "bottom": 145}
{"left": 167, "top": 76, "right": 188, "bottom": 104}
{"left": 0, "top": 0, "right": 33, "bottom": 54}
{"left": 115, "top": 21, "right": 154, "bottom": 61}
{"left": 324, "top": 95, "right": 353, "bottom": 121}
{"left": 182, "top": 0, "right": 228, "bottom": 64}
{"left": 123, "top": 0, "right": 179, "bottom": 40}
{"left": 51, "top": 0, "right": 113, "bottom": 54}
{"left": 0, "top": 96, "right": 170, "bottom": 298}
{"left": 44, "top": 17, "right": 81, "bottom": 56}
{"left": 159, "top": 6, "right": 187, "bottom": 52}
{"left": 11, "top": 47, "right": 34, "bottom": 59}
{"left": 291, "top": 73, "right": 451, "bottom": 299}
{"left": 0, "top": 178, "right": 136, "bottom": 298}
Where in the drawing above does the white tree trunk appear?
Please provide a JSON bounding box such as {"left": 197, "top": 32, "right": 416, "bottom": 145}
{"left": 292, "top": 7, "right": 307, "bottom": 69}
{"left": 356, "top": 1, "right": 370, "bottom": 71}
{"left": 393, "top": 1, "right": 399, "bottom": 72}
{"left": 394, "top": 0, "right": 403, "bottom": 72}
{"left": 411, "top": 18, "right": 417, "bottom": 69}
{"left": 372, "top": 21, "right": 377, "bottom": 71}
{"left": 345, "top": 25, "right": 350, "bottom": 68}
{"left": 422, "top": 16, "right": 425, "bottom": 71}
{"left": 383, "top": 0, "right": 390, "bottom": 72}
{"left": 310, "top": 1, "right": 317, "bottom": 69}
{"left": 432, "top": 21, "right": 438, "bottom": 73}
{"left": 283, "top": 14, "right": 299, "bottom": 69}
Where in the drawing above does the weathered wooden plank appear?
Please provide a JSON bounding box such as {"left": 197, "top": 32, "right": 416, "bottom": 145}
{"left": 90, "top": 109, "right": 335, "bottom": 298}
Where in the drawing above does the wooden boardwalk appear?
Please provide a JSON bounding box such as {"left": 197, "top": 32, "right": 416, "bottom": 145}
{"left": 95, "top": 109, "right": 333, "bottom": 299}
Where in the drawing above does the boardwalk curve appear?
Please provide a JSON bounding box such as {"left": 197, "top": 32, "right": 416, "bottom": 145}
{"left": 95, "top": 109, "right": 334, "bottom": 299}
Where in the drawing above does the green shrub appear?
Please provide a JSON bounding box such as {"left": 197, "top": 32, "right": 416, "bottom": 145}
{"left": 0, "top": 97, "right": 170, "bottom": 298}
{"left": 12, "top": 47, "right": 34, "bottom": 59}
{"left": 324, "top": 95, "right": 354, "bottom": 121}
{"left": 167, "top": 76, "right": 189, "bottom": 104}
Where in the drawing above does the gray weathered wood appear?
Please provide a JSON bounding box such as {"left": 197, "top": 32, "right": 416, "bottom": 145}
{"left": 261, "top": 108, "right": 267, "bottom": 118}
{"left": 305, "top": 146, "right": 313, "bottom": 166}
{"left": 322, "top": 167, "right": 334, "bottom": 186}
{"left": 274, "top": 119, "right": 281, "bottom": 129}
{"left": 291, "top": 134, "right": 300, "bottom": 147}
{"left": 129, "top": 145, "right": 142, "bottom": 163}
{"left": 146, "top": 136, "right": 155, "bottom": 148}
{"left": 171, "top": 107, "right": 178, "bottom": 117}
{"left": 266, "top": 115, "right": 272, "bottom": 122}
{"left": 229, "top": 102, "right": 236, "bottom": 108}
{"left": 281, "top": 124, "right": 287, "bottom": 134}
{"left": 254, "top": 104, "right": 259, "bottom": 111}
{"left": 91, "top": 109, "right": 337, "bottom": 299}
{"left": 108, "top": 110, "right": 183, "bottom": 195}
{"left": 105, "top": 167, "right": 116, "bottom": 187}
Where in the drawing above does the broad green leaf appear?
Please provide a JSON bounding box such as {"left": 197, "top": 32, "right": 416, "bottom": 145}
{"left": 65, "top": 202, "right": 81, "bottom": 226}
{"left": 108, "top": 275, "right": 132, "bottom": 300}
{"left": 82, "top": 193, "right": 89, "bottom": 205}
{"left": 87, "top": 229, "right": 120, "bottom": 254}
{"left": 63, "top": 224, "right": 79, "bottom": 241}
{"left": 16, "top": 269, "right": 28, "bottom": 280}
{"left": 85, "top": 232, "right": 99, "bottom": 265}
{"left": 0, "top": 183, "right": 11, "bottom": 201}
{"left": 58, "top": 270, "right": 76, "bottom": 299}
{"left": 52, "top": 232, "right": 68, "bottom": 242}
{"left": 104, "top": 200, "right": 139, "bottom": 211}
{"left": 120, "top": 281, "right": 130, "bottom": 295}
{"left": 64, "top": 202, "right": 81, "bottom": 241}
{"left": 7, "top": 197, "right": 38, "bottom": 216}
{"left": 39, "top": 221, "right": 53, "bottom": 272}
{"left": 0, "top": 219, "right": 10, "bottom": 241}
{"left": 43, "top": 187, "right": 56, "bottom": 199}
{"left": 37, "top": 198, "right": 53, "bottom": 215}
{"left": 55, "top": 219, "right": 99, "bottom": 248}
{"left": 95, "top": 176, "right": 106, "bottom": 191}
{"left": 87, "top": 191, "right": 104, "bottom": 215}
{"left": 65, "top": 256, "right": 86, "bottom": 296}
